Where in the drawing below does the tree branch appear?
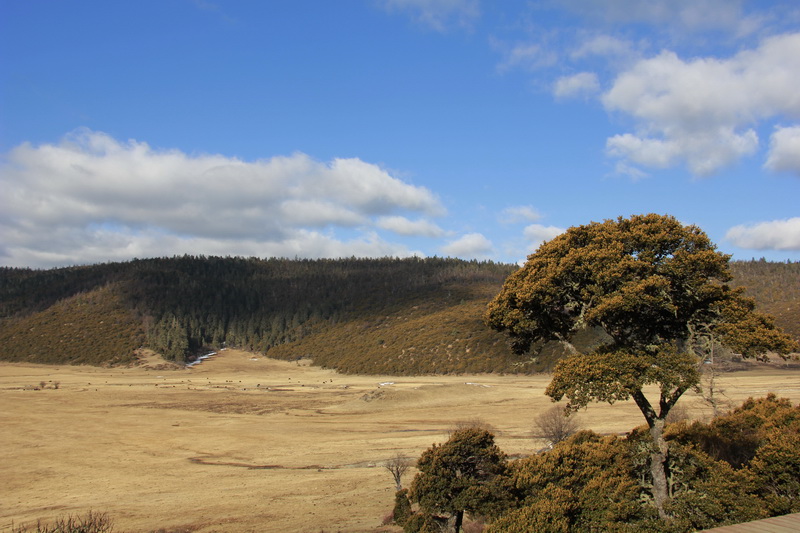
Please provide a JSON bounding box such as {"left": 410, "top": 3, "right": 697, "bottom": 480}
{"left": 632, "top": 389, "right": 657, "bottom": 427}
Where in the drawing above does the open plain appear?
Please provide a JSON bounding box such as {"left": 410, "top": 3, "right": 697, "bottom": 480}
{"left": 2, "top": 350, "right": 800, "bottom": 532}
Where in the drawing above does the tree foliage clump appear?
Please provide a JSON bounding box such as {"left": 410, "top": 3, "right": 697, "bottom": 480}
{"left": 669, "top": 393, "right": 800, "bottom": 516}
{"left": 406, "top": 427, "right": 510, "bottom": 533}
{"left": 485, "top": 214, "right": 798, "bottom": 518}
{"left": 491, "top": 432, "right": 657, "bottom": 533}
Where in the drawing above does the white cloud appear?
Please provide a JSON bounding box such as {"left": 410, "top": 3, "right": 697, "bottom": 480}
{"left": 558, "top": 0, "right": 762, "bottom": 36}
{"left": 376, "top": 215, "right": 446, "bottom": 237}
{"left": 380, "top": 0, "right": 480, "bottom": 31}
{"left": 496, "top": 41, "right": 558, "bottom": 72}
{"left": 441, "top": 233, "right": 493, "bottom": 258}
{"left": 500, "top": 205, "right": 543, "bottom": 224}
{"left": 603, "top": 32, "right": 800, "bottom": 176}
{"left": 571, "top": 34, "right": 638, "bottom": 61}
{"left": 611, "top": 161, "right": 649, "bottom": 181}
{"left": 553, "top": 72, "right": 600, "bottom": 99}
{"left": 277, "top": 200, "right": 367, "bottom": 227}
{"left": 0, "top": 129, "right": 443, "bottom": 267}
{"left": 765, "top": 125, "right": 800, "bottom": 175}
{"left": 726, "top": 218, "right": 800, "bottom": 251}
{"left": 523, "top": 223, "right": 565, "bottom": 248}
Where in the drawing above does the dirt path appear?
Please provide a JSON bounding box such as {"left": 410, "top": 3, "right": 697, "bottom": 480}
{"left": 2, "top": 351, "right": 799, "bottom": 532}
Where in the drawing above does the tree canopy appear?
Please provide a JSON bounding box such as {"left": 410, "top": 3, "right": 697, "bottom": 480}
{"left": 486, "top": 214, "right": 795, "bottom": 362}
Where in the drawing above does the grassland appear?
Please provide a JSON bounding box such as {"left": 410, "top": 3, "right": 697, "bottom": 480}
{"left": 3, "top": 350, "right": 799, "bottom": 532}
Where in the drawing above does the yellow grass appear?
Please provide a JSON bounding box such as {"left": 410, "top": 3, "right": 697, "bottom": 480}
{"left": 2, "top": 350, "right": 799, "bottom": 532}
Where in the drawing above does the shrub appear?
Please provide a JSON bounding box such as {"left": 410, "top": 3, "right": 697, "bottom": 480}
{"left": 410, "top": 428, "right": 510, "bottom": 532}
{"left": 532, "top": 405, "right": 579, "bottom": 446}
{"left": 393, "top": 489, "right": 413, "bottom": 526}
{"left": 12, "top": 511, "right": 113, "bottom": 533}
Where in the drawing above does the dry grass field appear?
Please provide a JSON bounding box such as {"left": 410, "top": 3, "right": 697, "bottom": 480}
{"left": 2, "top": 350, "right": 800, "bottom": 532}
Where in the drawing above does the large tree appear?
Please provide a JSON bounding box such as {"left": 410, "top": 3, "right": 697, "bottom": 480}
{"left": 485, "top": 214, "right": 797, "bottom": 518}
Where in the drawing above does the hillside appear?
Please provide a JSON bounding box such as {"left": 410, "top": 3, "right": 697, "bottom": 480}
{"left": 0, "top": 283, "right": 144, "bottom": 366}
{"left": 729, "top": 259, "right": 800, "bottom": 340}
{"left": 1, "top": 257, "right": 797, "bottom": 373}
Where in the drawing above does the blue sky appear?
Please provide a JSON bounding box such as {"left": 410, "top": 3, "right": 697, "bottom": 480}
{"left": 2, "top": 0, "right": 799, "bottom": 268}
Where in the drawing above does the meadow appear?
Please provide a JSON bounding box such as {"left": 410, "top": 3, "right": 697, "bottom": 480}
{"left": 2, "top": 350, "right": 799, "bottom": 532}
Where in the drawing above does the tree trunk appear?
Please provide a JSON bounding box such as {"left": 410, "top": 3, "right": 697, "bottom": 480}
{"left": 649, "top": 419, "right": 670, "bottom": 520}
{"left": 453, "top": 509, "right": 464, "bottom": 533}
{"left": 631, "top": 390, "right": 671, "bottom": 520}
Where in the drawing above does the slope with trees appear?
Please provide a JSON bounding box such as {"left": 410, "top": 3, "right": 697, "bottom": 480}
{"left": 729, "top": 259, "right": 800, "bottom": 340}
{"left": 1, "top": 256, "right": 528, "bottom": 371}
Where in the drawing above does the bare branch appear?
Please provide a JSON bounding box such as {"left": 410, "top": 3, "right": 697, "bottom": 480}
{"left": 533, "top": 405, "right": 580, "bottom": 447}
{"left": 384, "top": 453, "right": 412, "bottom": 491}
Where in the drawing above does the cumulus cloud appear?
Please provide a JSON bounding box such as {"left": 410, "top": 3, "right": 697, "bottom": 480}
{"left": 523, "top": 223, "right": 565, "bottom": 248}
{"left": 379, "top": 0, "right": 480, "bottom": 31}
{"left": 603, "top": 32, "right": 800, "bottom": 176}
{"left": 726, "top": 218, "right": 800, "bottom": 251}
{"left": 500, "top": 205, "right": 543, "bottom": 224}
{"left": 441, "top": 233, "right": 493, "bottom": 258}
{"left": 0, "top": 129, "right": 444, "bottom": 267}
{"left": 554, "top": 72, "right": 600, "bottom": 99}
{"left": 765, "top": 125, "right": 800, "bottom": 175}
{"left": 376, "top": 215, "right": 446, "bottom": 237}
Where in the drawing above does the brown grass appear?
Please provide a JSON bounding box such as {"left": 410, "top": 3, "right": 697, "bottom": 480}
{"left": 2, "top": 350, "right": 799, "bottom": 532}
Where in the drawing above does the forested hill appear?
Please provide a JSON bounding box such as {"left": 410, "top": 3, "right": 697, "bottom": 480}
{"left": 1, "top": 257, "right": 798, "bottom": 373}
{"left": 0, "top": 257, "right": 523, "bottom": 372}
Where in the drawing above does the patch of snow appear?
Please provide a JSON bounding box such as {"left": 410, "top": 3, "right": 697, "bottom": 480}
{"left": 186, "top": 351, "right": 217, "bottom": 368}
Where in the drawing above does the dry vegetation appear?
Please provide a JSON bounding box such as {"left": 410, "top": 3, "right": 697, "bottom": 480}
{"left": 0, "top": 284, "right": 144, "bottom": 366}
{"left": 3, "top": 350, "right": 799, "bottom": 532}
